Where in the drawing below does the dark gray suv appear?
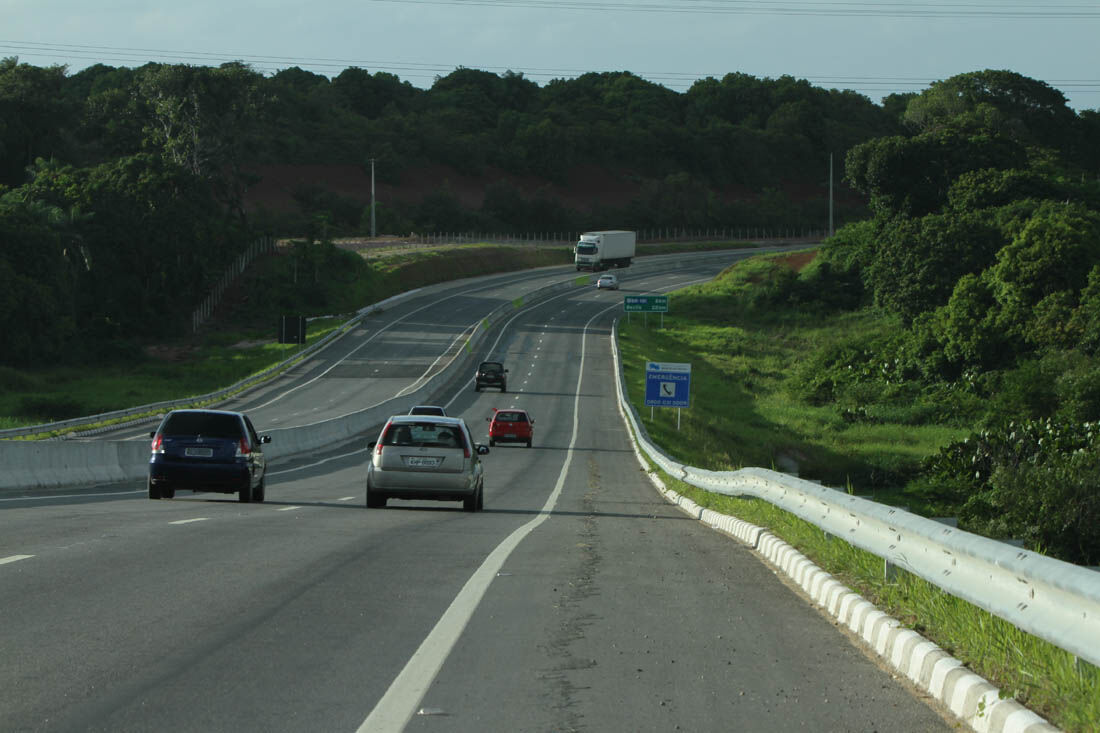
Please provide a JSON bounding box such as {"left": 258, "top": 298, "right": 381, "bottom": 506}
{"left": 474, "top": 361, "right": 508, "bottom": 392}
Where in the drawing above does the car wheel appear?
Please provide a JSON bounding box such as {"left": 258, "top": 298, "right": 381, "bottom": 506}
{"left": 148, "top": 478, "right": 161, "bottom": 500}
{"left": 238, "top": 483, "right": 251, "bottom": 503}
{"left": 489, "top": 438, "right": 496, "bottom": 447}
{"left": 476, "top": 483, "right": 484, "bottom": 511}
{"left": 366, "top": 481, "right": 386, "bottom": 508}
{"left": 464, "top": 485, "right": 481, "bottom": 512}
{"left": 163, "top": 487, "right": 175, "bottom": 499}
{"left": 253, "top": 477, "right": 265, "bottom": 503}
{"left": 475, "top": 383, "right": 481, "bottom": 392}
{"left": 501, "top": 383, "right": 507, "bottom": 393}
{"left": 526, "top": 438, "right": 532, "bottom": 448}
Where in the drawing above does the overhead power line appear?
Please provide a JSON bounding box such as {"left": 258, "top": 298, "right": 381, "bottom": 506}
{"left": 366, "top": 0, "right": 1100, "bottom": 18}
{"left": 3, "top": 39, "right": 1099, "bottom": 100}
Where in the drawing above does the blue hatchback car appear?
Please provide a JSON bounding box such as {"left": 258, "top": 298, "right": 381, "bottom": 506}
{"left": 148, "top": 409, "right": 271, "bottom": 502}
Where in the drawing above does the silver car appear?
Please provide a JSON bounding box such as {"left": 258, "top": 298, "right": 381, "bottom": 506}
{"left": 366, "top": 416, "right": 489, "bottom": 511}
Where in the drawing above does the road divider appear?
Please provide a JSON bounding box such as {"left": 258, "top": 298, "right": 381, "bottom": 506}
{"left": 0, "top": 250, "right": 749, "bottom": 495}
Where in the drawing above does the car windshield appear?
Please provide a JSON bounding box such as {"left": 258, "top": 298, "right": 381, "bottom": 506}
{"left": 576, "top": 243, "right": 597, "bottom": 254}
{"left": 160, "top": 412, "right": 242, "bottom": 439}
{"left": 384, "top": 422, "right": 465, "bottom": 449}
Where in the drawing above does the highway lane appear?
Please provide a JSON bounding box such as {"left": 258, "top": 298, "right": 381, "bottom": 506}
{"left": 92, "top": 247, "right": 797, "bottom": 442}
{"left": 0, "top": 257, "right": 953, "bottom": 731}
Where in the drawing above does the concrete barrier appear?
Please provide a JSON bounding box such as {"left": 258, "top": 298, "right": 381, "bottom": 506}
{"left": 0, "top": 248, "right": 767, "bottom": 494}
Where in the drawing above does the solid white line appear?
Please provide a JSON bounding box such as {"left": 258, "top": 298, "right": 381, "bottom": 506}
{"left": 251, "top": 276, "right": 574, "bottom": 412}
{"left": 337, "top": 496, "right": 356, "bottom": 502}
{"left": 0, "top": 555, "right": 34, "bottom": 565}
{"left": 169, "top": 518, "right": 209, "bottom": 525}
{"left": 357, "top": 303, "right": 602, "bottom": 733}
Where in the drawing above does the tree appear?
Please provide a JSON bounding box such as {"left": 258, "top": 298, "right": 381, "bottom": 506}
{"left": 903, "top": 70, "right": 1076, "bottom": 154}
{"left": 846, "top": 128, "right": 1026, "bottom": 216}
{"left": 0, "top": 57, "right": 74, "bottom": 185}
{"left": 138, "top": 62, "right": 268, "bottom": 219}
{"left": 0, "top": 192, "right": 77, "bottom": 364}
{"left": 987, "top": 201, "right": 1100, "bottom": 344}
{"left": 865, "top": 211, "right": 1003, "bottom": 323}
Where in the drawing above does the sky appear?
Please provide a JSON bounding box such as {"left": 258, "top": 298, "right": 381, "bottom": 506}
{"left": 3, "top": 0, "right": 1099, "bottom": 111}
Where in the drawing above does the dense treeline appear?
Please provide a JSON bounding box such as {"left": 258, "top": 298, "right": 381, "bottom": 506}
{"left": 0, "top": 56, "right": 905, "bottom": 366}
{"left": 764, "top": 70, "right": 1100, "bottom": 563}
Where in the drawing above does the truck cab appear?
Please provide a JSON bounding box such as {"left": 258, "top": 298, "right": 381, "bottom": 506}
{"left": 574, "top": 230, "right": 636, "bottom": 271}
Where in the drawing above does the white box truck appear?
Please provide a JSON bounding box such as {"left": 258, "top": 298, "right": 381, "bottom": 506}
{"left": 574, "top": 230, "right": 636, "bottom": 271}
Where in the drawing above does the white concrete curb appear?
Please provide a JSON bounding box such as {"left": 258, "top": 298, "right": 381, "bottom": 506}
{"left": 628, "top": 449, "right": 1060, "bottom": 733}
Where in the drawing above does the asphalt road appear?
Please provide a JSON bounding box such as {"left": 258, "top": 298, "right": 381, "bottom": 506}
{"left": 0, "top": 253, "right": 953, "bottom": 732}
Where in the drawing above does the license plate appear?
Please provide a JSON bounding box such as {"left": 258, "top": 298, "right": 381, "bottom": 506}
{"left": 185, "top": 447, "right": 213, "bottom": 458}
{"left": 405, "top": 456, "right": 441, "bottom": 468}
{"left": 504, "top": 434, "right": 516, "bottom": 439}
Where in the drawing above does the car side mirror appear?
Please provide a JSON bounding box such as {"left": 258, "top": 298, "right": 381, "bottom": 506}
{"left": 149, "top": 431, "right": 156, "bottom": 439}
{"left": 486, "top": 416, "right": 491, "bottom": 422}
{"left": 260, "top": 435, "right": 272, "bottom": 444}
{"left": 477, "top": 445, "right": 490, "bottom": 455}
{"left": 367, "top": 440, "right": 377, "bottom": 450}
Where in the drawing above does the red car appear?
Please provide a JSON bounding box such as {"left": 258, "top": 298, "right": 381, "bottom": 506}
{"left": 487, "top": 408, "right": 534, "bottom": 448}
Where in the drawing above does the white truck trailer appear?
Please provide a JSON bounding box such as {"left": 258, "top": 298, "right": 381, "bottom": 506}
{"left": 573, "top": 230, "right": 636, "bottom": 271}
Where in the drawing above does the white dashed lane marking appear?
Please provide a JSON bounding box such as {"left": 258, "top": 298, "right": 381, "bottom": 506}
{"left": 277, "top": 506, "right": 301, "bottom": 512}
{"left": 1, "top": 555, "right": 34, "bottom": 565}
{"left": 169, "top": 518, "right": 209, "bottom": 525}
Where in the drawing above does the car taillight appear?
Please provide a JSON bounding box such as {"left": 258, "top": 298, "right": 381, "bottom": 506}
{"left": 151, "top": 435, "right": 163, "bottom": 454}
{"left": 236, "top": 438, "right": 251, "bottom": 457}
{"left": 378, "top": 421, "right": 391, "bottom": 455}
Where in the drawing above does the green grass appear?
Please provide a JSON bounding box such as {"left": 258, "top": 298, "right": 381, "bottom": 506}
{"left": 648, "top": 468, "right": 1099, "bottom": 731}
{"left": 0, "top": 318, "right": 349, "bottom": 435}
{"left": 1, "top": 239, "right": 757, "bottom": 433}
{"left": 616, "top": 248, "right": 1098, "bottom": 730}
{"left": 617, "top": 307, "right": 967, "bottom": 496}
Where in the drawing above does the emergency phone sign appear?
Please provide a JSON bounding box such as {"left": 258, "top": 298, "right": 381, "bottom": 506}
{"left": 644, "top": 361, "right": 691, "bottom": 408}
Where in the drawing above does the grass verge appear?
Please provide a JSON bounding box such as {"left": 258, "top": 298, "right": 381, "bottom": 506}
{"left": 647, "top": 466, "right": 1099, "bottom": 731}
{"left": 615, "top": 248, "right": 1099, "bottom": 731}
{"left": 1, "top": 240, "right": 758, "bottom": 433}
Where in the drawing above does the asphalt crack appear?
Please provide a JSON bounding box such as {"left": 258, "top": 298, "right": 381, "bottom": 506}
{"left": 538, "top": 456, "right": 604, "bottom": 732}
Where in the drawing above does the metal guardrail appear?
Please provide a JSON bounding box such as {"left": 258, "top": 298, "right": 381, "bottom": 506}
{"left": 1, "top": 246, "right": 765, "bottom": 442}
{"left": 611, "top": 320, "right": 1100, "bottom": 669}
{"left": 191, "top": 236, "right": 276, "bottom": 332}
{"left": 0, "top": 291, "right": 419, "bottom": 441}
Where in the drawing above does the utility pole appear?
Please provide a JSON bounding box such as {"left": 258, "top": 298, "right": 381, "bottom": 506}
{"left": 829, "top": 152, "right": 834, "bottom": 237}
{"left": 369, "top": 157, "right": 378, "bottom": 236}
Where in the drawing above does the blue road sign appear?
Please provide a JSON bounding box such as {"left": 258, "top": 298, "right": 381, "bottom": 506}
{"left": 644, "top": 361, "right": 691, "bottom": 408}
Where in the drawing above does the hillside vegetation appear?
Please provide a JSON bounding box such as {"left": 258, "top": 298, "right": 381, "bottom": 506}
{"left": 625, "top": 70, "right": 1100, "bottom": 566}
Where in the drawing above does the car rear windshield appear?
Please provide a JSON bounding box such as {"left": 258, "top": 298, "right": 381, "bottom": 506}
{"left": 480, "top": 363, "right": 503, "bottom": 372}
{"left": 161, "top": 412, "right": 243, "bottom": 439}
{"left": 384, "top": 422, "right": 466, "bottom": 449}
{"left": 495, "top": 412, "right": 527, "bottom": 422}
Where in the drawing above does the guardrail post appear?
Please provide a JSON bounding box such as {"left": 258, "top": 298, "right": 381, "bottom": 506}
{"left": 884, "top": 558, "right": 899, "bottom": 582}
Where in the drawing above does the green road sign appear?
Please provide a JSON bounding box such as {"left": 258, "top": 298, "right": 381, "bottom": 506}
{"left": 624, "top": 295, "right": 668, "bottom": 313}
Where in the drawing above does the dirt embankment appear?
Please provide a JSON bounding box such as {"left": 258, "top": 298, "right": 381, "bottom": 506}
{"left": 241, "top": 163, "right": 824, "bottom": 215}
